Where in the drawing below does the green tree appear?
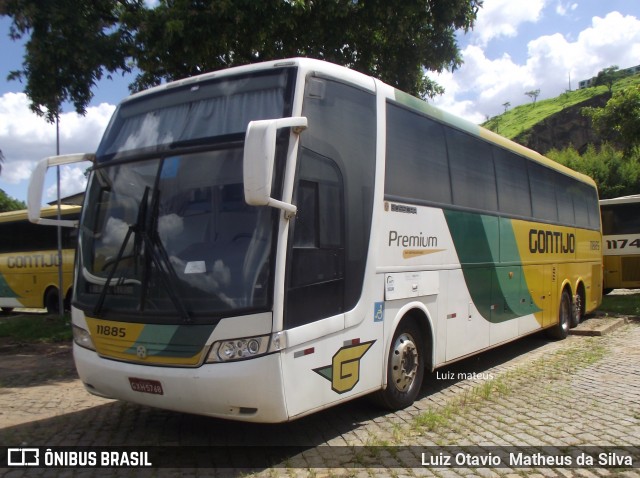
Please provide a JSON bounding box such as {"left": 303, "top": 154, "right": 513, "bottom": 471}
{"left": 0, "top": 189, "right": 26, "bottom": 212}
{"left": 583, "top": 85, "right": 640, "bottom": 157}
{"left": 0, "top": 149, "right": 26, "bottom": 212}
{"left": 2, "top": 0, "right": 482, "bottom": 120}
{"left": 525, "top": 89, "right": 540, "bottom": 106}
{"left": 593, "top": 65, "right": 621, "bottom": 93}
{"left": 0, "top": 0, "right": 143, "bottom": 122}
{"left": 547, "top": 144, "right": 640, "bottom": 199}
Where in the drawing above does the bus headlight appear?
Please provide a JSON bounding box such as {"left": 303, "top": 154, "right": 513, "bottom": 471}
{"left": 206, "top": 335, "right": 271, "bottom": 363}
{"left": 72, "top": 325, "right": 96, "bottom": 351}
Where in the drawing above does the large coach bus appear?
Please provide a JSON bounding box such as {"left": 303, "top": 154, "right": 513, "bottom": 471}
{"left": 600, "top": 195, "right": 640, "bottom": 293}
{"left": 28, "top": 58, "right": 602, "bottom": 422}
{"left": 0, "top": 205, "right": 80, "bottom": 313}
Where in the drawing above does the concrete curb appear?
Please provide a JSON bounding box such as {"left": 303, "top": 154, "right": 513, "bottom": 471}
{"left": 569, "top": 316, "right": 628, "bottom": 336}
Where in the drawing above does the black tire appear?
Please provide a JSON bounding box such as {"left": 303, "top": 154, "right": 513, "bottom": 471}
{"left": 64, "top": 289, "right": 73, "bottom": 312}
{"left": 44, "top": 288, "right": 60, "bottom": 314}
{"left": 1, "top": 307, "right": 14, "bottom": 314}
{"left": 373, "top": 320, "right": 425, "bottom": 410}
{"left": 547, "top": 289, "right": 571, "bottom": 340}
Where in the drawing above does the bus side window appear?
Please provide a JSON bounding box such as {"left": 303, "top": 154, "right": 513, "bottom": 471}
{"left": 285, "top": 149, "right": 345, "bottom": 328}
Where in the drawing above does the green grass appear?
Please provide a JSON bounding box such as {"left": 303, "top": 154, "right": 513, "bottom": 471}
{"left": 0, "top": 313, "right": 72, "bottom": 343}
{"left": 599, "top": 293, "right": 640, "bottom": 316}
{"left": 482, "top": 74, "right": 640, "bottom": 140}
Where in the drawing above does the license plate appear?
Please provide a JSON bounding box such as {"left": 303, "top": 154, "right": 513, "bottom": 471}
{"left": 129, "top": 377, "right": 164, "bottom": 395}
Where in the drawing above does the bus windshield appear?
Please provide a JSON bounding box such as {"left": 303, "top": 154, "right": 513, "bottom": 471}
{"left": 96, "top": 69, "right": 293, "bottom": 161}
{"left": 76, "top": 148, "right": 276, "bottom": 321}
{"left": 74, "top": 68, "right": 295, "bottom": 322}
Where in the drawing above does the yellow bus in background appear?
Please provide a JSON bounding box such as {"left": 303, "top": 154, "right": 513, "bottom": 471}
{"left": 0, "top": 205, "right": 80, "bottom": 313}
{"left": 600, "top": 195, "right": 640, "bottom": 293}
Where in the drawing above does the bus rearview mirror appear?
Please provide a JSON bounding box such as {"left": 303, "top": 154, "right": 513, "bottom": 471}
{"left": 28, "top": 153, "right": 95, "bottom": 227}
{"left": 243, "top": 117, "right": 307, "bottom": 218}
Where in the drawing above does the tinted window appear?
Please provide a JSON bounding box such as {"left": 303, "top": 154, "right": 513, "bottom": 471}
{"left": 446, "top": 128, "right": 497, "bottom": 211}
{"left": 385, "top": 102, "right": 451, "bottom": 204}
{"left": 556, "top": 174, "right": 576, "bottom": 224}
{"left": 529, "top": 162, "right": 558, "bottom": 222}
{"left": 0, "top": 215, "right": 78, "bottom": 253}
{"left": 286, "top": 150, "right": 345, "bottom": 328}
{"left": 493, "top": 147, "right": 532, "bottom": 217}
{"left": 287, "top": 76, "right": 376, "bottom": 326}
{"left": 602, "top": 203, "right": 640, "bottom": 235}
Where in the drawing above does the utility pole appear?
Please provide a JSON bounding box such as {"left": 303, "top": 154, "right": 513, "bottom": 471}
{"left": 56, "top": 113, "right": 64, "bottom": 317}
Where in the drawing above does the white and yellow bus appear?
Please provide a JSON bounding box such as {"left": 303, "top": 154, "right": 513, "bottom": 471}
{"left": 28, "top": 58, "right": 602, "bottom": 422}
{"left": 600, "top": 194, "right": 640, "bottom": 293}
{"left": 0, "top": 205, "right": 80, "bottom": 313}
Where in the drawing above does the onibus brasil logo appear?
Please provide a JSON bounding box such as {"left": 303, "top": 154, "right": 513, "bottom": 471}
{"left": 313, "top": 340, "right": 375, "bottom": 394}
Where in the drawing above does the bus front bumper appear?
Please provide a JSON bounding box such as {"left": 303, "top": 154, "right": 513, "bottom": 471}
{"left": 73, "top": 344, "right": 289, "bottom": 423}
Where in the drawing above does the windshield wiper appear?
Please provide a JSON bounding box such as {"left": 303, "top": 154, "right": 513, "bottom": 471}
{"left": 92, "top": 186, "right": 192, "bottom": 323}
{"left": 139, "top": 187, "right": 192, "bottom": 323}
{"left": 93, "top": 204, "right": 141, "bottom": 317}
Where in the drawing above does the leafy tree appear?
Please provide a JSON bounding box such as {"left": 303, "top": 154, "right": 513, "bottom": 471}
{"left": 0, "top": 149, "right": 26, "bottom": 212}
{"left": 0, "top": 0, "right": 143, "bottom": 122}
{"left": 1, "top": 0, "right": 482, "bottom": 120}
{"left": 583, "top": 85, "right": 640, "bottom": 157}
{"left": 593, "top": 65, "right": 621, "bottom": 93}
{"left": 525, "top": 89, "right": 540, "bottom": 106}
{"left": 0, "top": 189, "right": 26, "bottom": 212}
{"left": 547, "top": 144, "right": 640, "bottom": 199}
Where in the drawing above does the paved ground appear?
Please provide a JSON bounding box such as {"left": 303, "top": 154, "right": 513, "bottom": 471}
{"left": 0, "top": 314, "right": 639, "bottom": 477}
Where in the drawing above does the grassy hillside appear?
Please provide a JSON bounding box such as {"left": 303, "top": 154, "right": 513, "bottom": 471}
{"left": 482, "top": 75, "right": 640, "bottom": 140}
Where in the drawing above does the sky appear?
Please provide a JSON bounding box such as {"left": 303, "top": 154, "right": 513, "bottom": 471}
{"left": 1, "top": 0, "right": 640, "bottom": 204}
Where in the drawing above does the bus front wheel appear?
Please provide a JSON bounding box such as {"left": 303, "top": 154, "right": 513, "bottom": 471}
{"left": 45, "top": 288, "right": 60, "bottom": 315}
{"left": 374, "top": 320, "right": 425, "bottom": 410}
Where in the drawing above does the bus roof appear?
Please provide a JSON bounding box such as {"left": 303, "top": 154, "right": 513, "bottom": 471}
{"left": 121, "top": 57, "right": 597, "bottom": 190}
{"left": 599, "top": 194, "right": 640, "bottom": 206}
{"left": 0, "top": 205, "right": 82, "bottom": 224}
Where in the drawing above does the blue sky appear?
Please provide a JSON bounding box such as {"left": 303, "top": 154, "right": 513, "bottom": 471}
{"left": 1, "top": 0, "right": 640, "bottom": 203}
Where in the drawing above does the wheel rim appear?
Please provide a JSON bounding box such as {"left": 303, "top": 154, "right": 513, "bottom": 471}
{"left": 390, "top": 332, "right": 418, "bottom": 392}
{"left": 574, "top": 293, "right": 583, "bottom": 324}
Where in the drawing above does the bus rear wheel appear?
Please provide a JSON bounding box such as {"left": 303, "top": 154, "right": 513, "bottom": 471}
{"left": 374, "top": 320, "right": 425, "bottom": 410}
{"left": 547, "top": 289, "right": 571, "bottom": 340}
{"left": 570, "top": 288, "right": 585, "bottom": 328}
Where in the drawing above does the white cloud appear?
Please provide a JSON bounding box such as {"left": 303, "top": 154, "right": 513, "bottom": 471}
{"left": 0, "top": 92, "right": 114, "bottom": 200}
{"left": 436, "top": 11, "right": 640, "bottom": 122}
{"left": 556, "top": 2, "right": 578, "bottom": 16}
{"left": 44, "top": 164, "right": 91, "bottom": 202}
{"left": 472, "top": 0, "right": 548, "bottom": 46}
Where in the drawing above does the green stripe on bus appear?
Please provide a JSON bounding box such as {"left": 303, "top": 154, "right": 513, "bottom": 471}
{"left": 125, "top": 323, "right": 214, "bottom": 358}
{"left": 443, "top": 210, "right": 540, "bottom": 322}
{"left": 0, "top": 275, "right": 18, "bottom": 298}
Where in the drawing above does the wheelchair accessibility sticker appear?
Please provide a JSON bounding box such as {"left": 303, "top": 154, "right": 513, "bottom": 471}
{"left": 374, "top": 302, "right": 384, "bottom": 322}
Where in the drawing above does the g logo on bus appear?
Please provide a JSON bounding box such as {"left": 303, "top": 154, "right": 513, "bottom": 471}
{"left": 136, "top": 345, "right": 147, "bottom": 359}
{"left": 313, "top": 341, "right": 375, "bottom": 394}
